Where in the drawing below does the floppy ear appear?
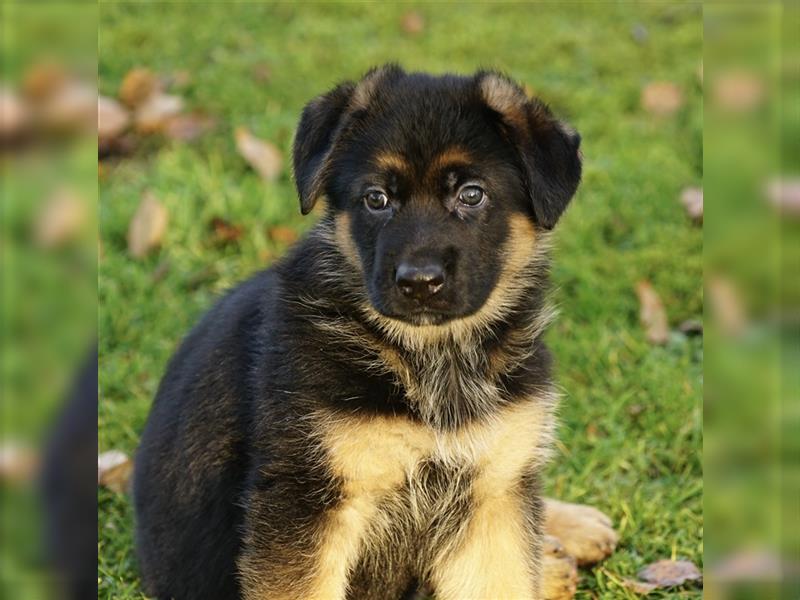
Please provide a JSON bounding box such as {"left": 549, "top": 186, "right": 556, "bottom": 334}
{"left": 479, "top": 72, "right": 582, "bottom": 229}
{"left": 293, "top": 65, "right": 405, "bottom": 215}
{"left": 292, "top": 82, "right": 356, "bottom": 215}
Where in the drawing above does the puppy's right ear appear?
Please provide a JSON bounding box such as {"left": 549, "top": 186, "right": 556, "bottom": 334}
{"left": 292, "top": 82, "right": 356, "bottom": 215}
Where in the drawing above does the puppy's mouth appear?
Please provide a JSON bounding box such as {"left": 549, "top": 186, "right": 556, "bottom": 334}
{"left": 372, "top": 304, "right": 459, "bottom": 326}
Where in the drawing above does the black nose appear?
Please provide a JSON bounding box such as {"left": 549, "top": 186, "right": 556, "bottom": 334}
{"left": 395, "top": 261, "right": 445, "bottom": 303}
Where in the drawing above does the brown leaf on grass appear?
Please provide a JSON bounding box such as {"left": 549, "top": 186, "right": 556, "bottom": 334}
{"left": 400, "top": 11, "right": 425, "bottom": 35}
{"left": 210, "top": 217, "right": 244, "bottom": 245}
{"left": 33, "top": 188, "right": 87, "bottom": 248}
{"left": 0, "top": 87, "right": 31, "bottom": 138}
{"left": 39, "top": 80, "right": 97, "bottom": 133}
{"left": 708, "top": 276, "right": 746, "bottom": 336}
{"left": 235, "top": 127, "right": 283, "bottom": 181}
{"left": 709, "top": 549, "right": 782, "bottom": 582}
{"left": 712, "top": 71, "right": 765, "bottom": 113}
{"left": 0, "top": 442, "right": 39, "bottom": 484}
{"left": 135, "top": 93, "right": 185, "bottom": 134}
{"left": 622, "top": 578, "right": 659, "bottom": 594}
{"left": 635, "top": 281, "right": 669, "bottom": 345}
{"left": 680, "top": 186, "right": 703, "bottom": 224}
{"left": 22, "top": 62, "right": 67, "bottom": 101}
{"left": 98, "top": 450, "right": 133, "bottom": 494}
{"left": 268, "top": 226, "right": 299, "bottom": 245}
{"left": 641, "top": 82, "right": 684, "bottom": 117}
{"left": 97, "top": 95, "right": 130, "bottom": 141}
{"left": 119, "top": 67, "right": 161, "bottom": 108}
{"left": 164, "top": 112, "right": 215, "bottom": 142}
{"left": 765, "top": 177, "right": 800, "bottom": 218}
{"left": 638, "top": 559, "right": 702, "bottom": 587}
{"left": 128, "top": 192, "right": 169, "bottom": 258}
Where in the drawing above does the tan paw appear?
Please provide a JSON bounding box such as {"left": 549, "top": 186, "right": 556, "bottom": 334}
{"left": 541, "top": 534, "right": 578, "bottom": 600}
{"left": 543, "top": 498, "right": 619, "bottom": 566}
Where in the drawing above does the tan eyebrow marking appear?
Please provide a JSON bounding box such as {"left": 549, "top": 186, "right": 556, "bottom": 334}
{"left": 373, "top": 151, "right": 410, "bottom": 172}
{"left": 426, "top": 147, "right": 473, "bottom": 184}
{"left": 430, "top": 147, "right": 472, "bottom": 170}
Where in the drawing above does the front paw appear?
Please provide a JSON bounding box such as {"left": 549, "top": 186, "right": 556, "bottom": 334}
{"left": 541, "top": 535, "right": 578, "bottom": 600}
{"left": 544, "top": 499, "right": 618, "bottom": 566}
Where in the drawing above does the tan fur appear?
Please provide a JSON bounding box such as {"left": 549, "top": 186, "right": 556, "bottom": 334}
{"left": 314, "top": 394, "right": 556, "bottom": 599}
{"left": 350, "top": 65, "right": 395, "bottom": 111}
{"left": 543, "top": 498, "right": 618, "bottom": 566}
{"left": 480, "top": 73, "right": 528, "bottom": 129}
{"left": 333, "top": 213, "right": 362, "bottom": 272}
{"left": 541, "top": 535, "right": 579, "bottom": 600}
{"left": 431, "top": 490, "right": 537, "bottom": 599}
{"left": 373, "top": 151, "right": 410, "bottom": 173}
{"left": 426, "top": 146, "right": 472, "bottom": 180}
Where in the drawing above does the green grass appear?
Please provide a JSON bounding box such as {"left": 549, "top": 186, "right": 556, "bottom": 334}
{"left": 98, "top": 3, "right": 703, "bottom": 598}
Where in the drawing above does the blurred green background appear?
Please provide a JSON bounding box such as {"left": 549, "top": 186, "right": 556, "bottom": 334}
{"left": 98, "top": 3, "right": 702, "bottom": 598}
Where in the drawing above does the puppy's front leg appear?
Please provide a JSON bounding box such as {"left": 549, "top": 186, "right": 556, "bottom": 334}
{"left": 543, "top": 498, "right": 618, "bottom": 566}
{"left": 237, "top": 478, "right": 373, "bottom": 600}
{"left": 430, "top": 488, "right": 541, "bottom": 600}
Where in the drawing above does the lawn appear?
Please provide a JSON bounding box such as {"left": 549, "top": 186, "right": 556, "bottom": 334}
{"left": 98, "top": 3, "right": 703, "bottom": 598}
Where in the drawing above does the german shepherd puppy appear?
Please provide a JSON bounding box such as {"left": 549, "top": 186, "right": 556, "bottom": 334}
{"left": 133, "top": 65, "right": 616, "bottom": 600}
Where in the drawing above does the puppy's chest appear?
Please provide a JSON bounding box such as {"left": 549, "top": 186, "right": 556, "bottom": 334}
{"left": 323, "top": 399, "right": 552, "bottom": 502}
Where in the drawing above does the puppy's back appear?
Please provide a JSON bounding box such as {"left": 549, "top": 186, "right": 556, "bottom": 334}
{"left": 133, "top": 268, "right": 280, "bottom": 600}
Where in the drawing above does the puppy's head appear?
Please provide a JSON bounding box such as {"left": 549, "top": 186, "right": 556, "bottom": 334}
{"left": 293, "top": 65, "right": 581, "bottom": 326}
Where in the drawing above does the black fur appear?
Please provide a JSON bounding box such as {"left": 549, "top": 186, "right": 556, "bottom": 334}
{"left": 134, "top": 65, "right": 581, "bottom": 599}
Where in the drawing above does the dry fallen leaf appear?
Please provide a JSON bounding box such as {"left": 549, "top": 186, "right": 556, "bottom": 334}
{"left": 622, "top": 578, "right": 659, "bottom": 595}
{"left": 98, "top": 95, "right": 131, "bottom": 141}
{"left": 128, "top": 192, "right": 169, "bottom": 258}
{"left": 680, "top": 186, "right": 703, "bottom": 223}
{"left": 0, "top": 442, "right": 39, "bottom": 484}
{"left": 210, "top": 217, "right": 244, "bottom": 245}
{"left": 135, "top": 92, "right": 185, "bottom": 133}
{"left": 709, "top": 549, "right": 782, "bottom": 582}
{"left": 120, "top": 67, "right": 161, "bottom": 108}
{"left": 712, "top": 71, "right": 765, "bottom": 113}
{"left": 708, "top": 276, "right": 746, "bottom": 336}
{"left": 33, "top": 188, "right": 87, "bottom": 248}
{"left": 765, "top": 177, "right": 800, "bottom": 218}
{"left": 22, "top": 62, "right": 67, "bottom": 101}
{"left": 0, "top": 86, "right": 30, "bottom": 138}
{"left": 39, "top": 80, "right": 97, "bottom": 133}
{"left": 98, "top": 450, "right": 133, "bottom": 494}
{"left": 235, "top": 127, "right": 283, "bottom": 181}
{"left": 400, "top": 11, "right": 425, "bottom": 35}
{"left": 641, "top": 82, "right": 684, "bottom": 117}
{"left": 164, "top": 112, "right": 214, "bottom": 141}
{"left": 268, "top": 226, "right": 299, "bottom": 245}
{"left": 635, "top": 281, "right": 669, "bottom": 345}
{"left": 638, "top": 559, "right": 702, "bottom": 587}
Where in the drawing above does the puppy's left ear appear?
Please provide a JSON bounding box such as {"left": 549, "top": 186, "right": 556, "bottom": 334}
{"left": 478, "top": 72, "right": 582, "bottom": 229}
{"left": 292, "top": 82, "right": 356, "bottom": 215}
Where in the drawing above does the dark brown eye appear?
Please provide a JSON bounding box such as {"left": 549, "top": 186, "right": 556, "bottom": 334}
{"left": 364, "top": 189, "right": 389, "bottom": 211}
{"left": 457, "top": 185, "right": 486, "bottom": 207}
